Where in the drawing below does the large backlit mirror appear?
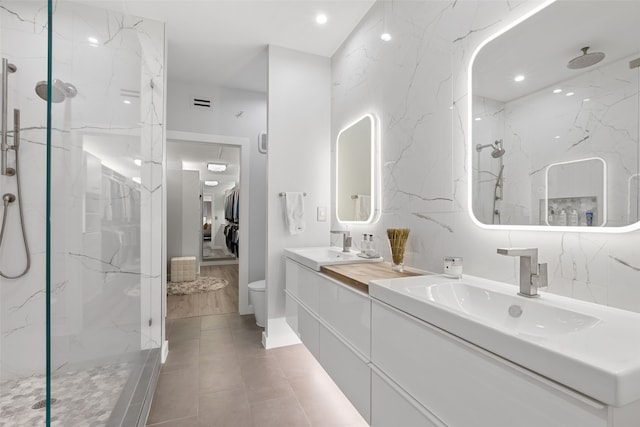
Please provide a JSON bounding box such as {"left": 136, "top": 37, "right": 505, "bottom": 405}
{"left": 470, "top": 0, "right": 640, "bottom": 231}
{"left": 336, "top": 114, "right": 377, "bottom": 223}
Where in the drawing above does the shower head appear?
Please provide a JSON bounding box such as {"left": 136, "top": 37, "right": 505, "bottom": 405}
{"left": 567, "top": 47, "right": 605, "bottom": 70}
{"left": 476, "top": 140, "right": 506, "bottom": 158}
{"left": 35, "top": 79, "right": 78, "bottom": 103}
{"left": 491, "top": 140, "right": 505, "bottom": 158}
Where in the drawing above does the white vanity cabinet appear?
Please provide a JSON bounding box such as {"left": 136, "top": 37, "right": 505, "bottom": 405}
{"left": 285, "top": 258, "right": 371, "bottom": 423}
{"left": 371, "top": 299, "right": 612, "bottom": 427}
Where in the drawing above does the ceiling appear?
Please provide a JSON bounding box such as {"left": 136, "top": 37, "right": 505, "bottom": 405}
{"left": 473, "top": 0, "right": 640, "bottom": 103}
{"left": 167, "top": 140, "right": 240, "bottom": 191}
{"left": 111, "top": 0, "right": 375, "bottom": 92}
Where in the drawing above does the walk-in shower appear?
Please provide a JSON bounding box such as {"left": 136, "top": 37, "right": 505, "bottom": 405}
{"left": 477, "top": 140, "right": 506, "bottom": 224}
{"left": 0, "top": 58, "right": 30, "bottom": 279}
{"left": 1, "top": 2, "right": 164, "bottom": 426}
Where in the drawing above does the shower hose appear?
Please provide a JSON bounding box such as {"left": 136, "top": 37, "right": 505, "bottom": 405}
{"left": 0, "top": 147, "right": 31, "bottom": 279}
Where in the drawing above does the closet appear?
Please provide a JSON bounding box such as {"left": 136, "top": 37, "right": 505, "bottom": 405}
{"left": 223, "top": 187, "right": 239, "bottom": 256}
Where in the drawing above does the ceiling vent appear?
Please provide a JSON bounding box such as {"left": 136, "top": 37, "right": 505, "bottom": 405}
{"left": 192, "top": 96, "right": 212, "bottom": 109}
{"left": 120, "top": 88, "right": 140, "bottom": 99}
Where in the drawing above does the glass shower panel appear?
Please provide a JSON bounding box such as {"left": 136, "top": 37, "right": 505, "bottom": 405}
{"left": 47, "top": 2, "right": 164, "bottom": 425}
{"left": 0, "top": 1, "right": 50, "bottom": 425}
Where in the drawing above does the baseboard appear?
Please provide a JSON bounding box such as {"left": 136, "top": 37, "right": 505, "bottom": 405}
{"left": 161, "top": 340, "right": 169, "bottom": 363}
{"left": 263, "top": 317, "right": 301, "bottom": 349}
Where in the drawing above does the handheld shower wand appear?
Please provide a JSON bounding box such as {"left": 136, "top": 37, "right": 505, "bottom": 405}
{"left": 0, "top": 59, "right": 30, "bottom": 279}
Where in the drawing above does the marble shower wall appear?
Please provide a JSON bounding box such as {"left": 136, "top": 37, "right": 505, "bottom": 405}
{"left": 0, "top": 1, "right": 164, "bottom": 380}
{"left": 474, "top": 53, "right": 639, "bottom": 226}
{"left": 331, "top": 0, "right": 640, "bottom": 312}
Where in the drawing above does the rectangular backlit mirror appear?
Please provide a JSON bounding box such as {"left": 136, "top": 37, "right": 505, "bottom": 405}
{"left": 336, "top": 114, "right": 378, "bottom": 223}
{"left": 469, "top": 0, "right": 640, "bottom": 232}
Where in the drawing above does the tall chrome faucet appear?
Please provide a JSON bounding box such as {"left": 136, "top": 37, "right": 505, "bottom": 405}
{"left": 330, "top": 230, "right": 352, "bottom": 253}
{"left": 497, "top": 248, "right": 548, "bottom": 297}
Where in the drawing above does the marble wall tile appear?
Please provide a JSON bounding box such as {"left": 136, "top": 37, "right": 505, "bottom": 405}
{"left": 331, "top": 0, "right": 640, "bottom": 313}
{"left": 0, "top": 1, "right": 164, "bottom": 381}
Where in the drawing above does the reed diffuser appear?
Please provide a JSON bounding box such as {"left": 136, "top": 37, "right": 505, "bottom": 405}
{"left": 386, "top": 228, "right": 410, "bottom": 272}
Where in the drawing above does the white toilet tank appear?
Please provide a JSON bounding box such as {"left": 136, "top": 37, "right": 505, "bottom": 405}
{"left": 248, "top": 280, "right": 266, "bottom": 327}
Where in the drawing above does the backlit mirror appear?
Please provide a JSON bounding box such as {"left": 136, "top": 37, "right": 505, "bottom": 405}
{"left": 470, "top": 0, "right": 640, "bottom": 230}
{"left": 336, "top": 114, "right": 376, "bottom": 223}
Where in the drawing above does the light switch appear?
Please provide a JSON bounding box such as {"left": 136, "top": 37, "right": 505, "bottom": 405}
{"left": 317, "top": 206, "right": 327, "bottom": 222}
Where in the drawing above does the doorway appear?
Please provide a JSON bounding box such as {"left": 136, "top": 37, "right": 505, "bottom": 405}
{"left": 164, "top": 131, "right": 250, "bottom": 322}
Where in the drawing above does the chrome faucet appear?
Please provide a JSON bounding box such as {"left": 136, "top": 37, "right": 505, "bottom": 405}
{"left": 330, "top": 230, "right": 352, "bottom": 253}
{"left": 497, "top": 248, "right": 548, "bottom": 298}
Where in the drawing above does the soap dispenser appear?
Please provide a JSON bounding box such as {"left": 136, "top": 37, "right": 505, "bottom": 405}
{"left": 365, "top": 234, "right": 379, "bottom": 258}
{"left": 360, "top": 234, "right": 368, "bottom": 255}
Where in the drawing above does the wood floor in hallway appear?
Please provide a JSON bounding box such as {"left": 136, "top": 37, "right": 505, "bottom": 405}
{"left": 167, "top": 264, "right": 239, "bottom": 320}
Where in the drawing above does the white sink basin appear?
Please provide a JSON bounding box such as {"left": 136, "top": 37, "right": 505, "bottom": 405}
{"left": 370, "top": 274, "right": 640, "bottom": 406}
{"left": 407, "top": 281, "right": 600, "bottom": 338}
{"left": 284, "top": 246, "right": 383, "bottom": 271}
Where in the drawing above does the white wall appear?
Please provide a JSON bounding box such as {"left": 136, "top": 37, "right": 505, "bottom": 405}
{"left": 266, "top": 45, "right": 331, "bottom": 347}
{"left": 331, "top": 0, "right": 640, "bottom": 312}
{"left": 167, "top": 80, "right": 267, "bottom": 285}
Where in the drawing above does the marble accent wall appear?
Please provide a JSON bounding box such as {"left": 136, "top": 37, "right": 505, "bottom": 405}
{"left": 331, "top": 0, "right": 640, "bottom": 312}
{"left": 0, "top": 0, "right": 164, "bottom": 383}
{"left": 474, "top": 53, "right": 639, "bottom": 226}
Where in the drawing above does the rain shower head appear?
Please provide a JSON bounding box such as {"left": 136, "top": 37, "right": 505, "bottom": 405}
{"left": 35, "top": 79, "right": 78, "bottom": 103}
{"left": 567, "top": 47, "right": 605, "bottom": 70}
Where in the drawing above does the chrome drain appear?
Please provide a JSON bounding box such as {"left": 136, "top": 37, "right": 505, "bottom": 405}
{"left": 32, "top": 398, "right": 56, "bottom": 410}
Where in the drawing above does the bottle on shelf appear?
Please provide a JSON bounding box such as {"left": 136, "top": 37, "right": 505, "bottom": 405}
{"left": 558, "top": 209, "right": 567, "bottom": 226}
{"left": 568, "top": 209, "right": 579, "bottom": 226}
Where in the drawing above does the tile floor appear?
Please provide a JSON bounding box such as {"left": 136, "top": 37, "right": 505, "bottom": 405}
{"left": 146, "top": 313, "right": 368, "bottom": 427}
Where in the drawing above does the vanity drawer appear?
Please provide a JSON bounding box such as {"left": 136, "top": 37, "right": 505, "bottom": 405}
{"left": 318, "top": 274, "right": 370, "bottom": 358}
{"left": 371, "top": 367, "right": 443, "bottom": 427}
{"left": 285, "top": 292, "right": 319, "bottom": 358}
{"left": 319, "top": 324, "right": 371, "bottom": 423}
{"left": 285, "top": 259, "right": 320, "bottom": 314}
{"left": 371, "top": 299, "right": 607, "bottom": 427}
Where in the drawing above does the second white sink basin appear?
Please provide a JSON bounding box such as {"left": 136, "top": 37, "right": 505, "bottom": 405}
{"left": 407, "top": 281, "right": 600, "bottom": 337}
{"left": 370, "top": 274, "right": 640, "bottom": 407}
{"left": 284, "top": 246, "right": 382, "bottom": 271}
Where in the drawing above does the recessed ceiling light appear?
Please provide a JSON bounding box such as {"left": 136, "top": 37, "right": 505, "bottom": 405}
{"left": 583, "top": 98, "right": 590, "bottom": 102}
{"left": 123, "top": 100, "right": 131, "bottom": 105}
{"left": 553, "top": 88, "right": 562, "bottom": 94}
{"left": 316, "top": 14, "right": 328, "bottom": 25}
{"left": 88, "top": 37, "right": 99, "bottom": 45}
{"left": 205, "top": 180, "right": 219, "bottom": 187}
{"left": 554, "top": 135, "right": 560, "bottom": 139}
{"left": 134, "top": 159, "right": 142, "bottom": 166}
{"left": 566, "top": 92, "right": 575, "bottom": 97}
{"left": 380, "top": 33, "right": 392, "bottom": 42}
{"left": 132, "top": 177, "right": 141, "bottom": 184}
{"left": 514, "top": 75, "right": 525, "bottom": 82}
{"left": 474, "top": 117, "right": 482, "bottom": 121}
{"left": 207, "top": 162, "right": 227, "bottom": 172}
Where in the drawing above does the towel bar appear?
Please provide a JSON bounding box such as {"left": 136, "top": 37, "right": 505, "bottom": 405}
{"left": 279, "top": 192, "right": 307, "bottom": 196}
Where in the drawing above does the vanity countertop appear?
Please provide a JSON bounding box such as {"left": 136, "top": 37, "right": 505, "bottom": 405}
{"left": 320, "top": 262, "right": 427, "bottom": 293}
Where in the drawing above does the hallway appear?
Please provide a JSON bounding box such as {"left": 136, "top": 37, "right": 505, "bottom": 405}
{"left": 167, "top": 265, "right": 239, "bottom": 320}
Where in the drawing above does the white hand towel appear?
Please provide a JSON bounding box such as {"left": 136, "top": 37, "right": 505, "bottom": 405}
{"left": 354, "top": 195, "right": 371, "bottom": 221}
{"left": 283, "top": 192, "right": 306, "bottom": 235}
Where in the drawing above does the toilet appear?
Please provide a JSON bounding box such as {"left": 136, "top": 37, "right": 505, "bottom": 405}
{"left": 248, "top": 280, "right": 266, "bottom": 327}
